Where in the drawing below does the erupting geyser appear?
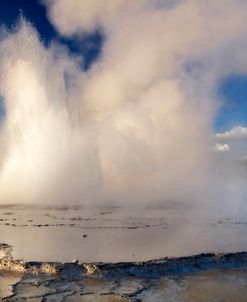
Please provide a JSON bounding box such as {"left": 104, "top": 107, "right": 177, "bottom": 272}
{"left": 0, "top": 0, "right": 245, "bottom": 213}
{"left": 0, "top": 2, "right": 247, "bottom": 300}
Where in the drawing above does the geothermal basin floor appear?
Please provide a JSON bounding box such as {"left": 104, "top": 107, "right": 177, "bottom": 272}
{"left": 0, "top": 204, "right": 247, "bottom": 263}
{"left": 0, "top": 204, "right": 247, "bottom": 301}
{"left": 1, "top": 253, "right": 247, "bottom": 301}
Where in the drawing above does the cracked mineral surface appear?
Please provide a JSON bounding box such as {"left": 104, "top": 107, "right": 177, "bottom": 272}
{"left": 1, "top": 262, "right": 247, "bottom": 301}
{"left": 1, "top": 243, "right": 247, "bottom": 301}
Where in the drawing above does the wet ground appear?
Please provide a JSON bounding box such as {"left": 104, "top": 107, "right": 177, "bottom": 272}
{"left": 0, "top": 204, "right": 247, "bottom": 263}
{"left": 1, "top": 251, "right": 247, "bottom": 301}
{"left": 0, "top": 204, "right": 247, "bottom": 301}
{"left": 2, "top": 269, "right": 247, "bottom": 301}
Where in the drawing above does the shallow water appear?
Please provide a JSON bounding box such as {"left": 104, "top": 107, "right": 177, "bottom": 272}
{"left": 0, "top": 204, "right": 247, "bottom": 262}
{"left": 0, "top": 202, "right": 247, "bottom": 301}
{"left": 0, "top": 272, "right": 22, "bottom": 300}
{"left": 138, "top": 269, "right": 247, "bottom": 302}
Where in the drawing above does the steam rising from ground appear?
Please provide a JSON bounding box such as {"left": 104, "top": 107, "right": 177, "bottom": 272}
{"left": 0, "top": 0, "right": 246, "bottom": 210}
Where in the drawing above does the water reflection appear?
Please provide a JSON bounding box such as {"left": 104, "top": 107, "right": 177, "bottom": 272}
{"left": 0, "top": 204, "right": 246, "bottom": 262}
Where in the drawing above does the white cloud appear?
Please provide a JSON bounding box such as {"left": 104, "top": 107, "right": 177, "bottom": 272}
{"left": 216, "top": 126, "right": 247, "bottom": 139}
{"left": 42, "top": 0, "right": 134, "bottom": 35}
{"left": 215, "top": 143, "right": 230, "bottom": 152}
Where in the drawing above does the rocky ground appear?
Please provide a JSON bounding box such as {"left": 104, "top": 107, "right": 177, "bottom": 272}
{"left": 1, "top": 243, "right": 247, "bottom": 302}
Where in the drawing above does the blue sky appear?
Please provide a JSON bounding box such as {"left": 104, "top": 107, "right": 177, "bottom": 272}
{"left": 216, "top": 75, "right": 247, "bottom": 132}
{"left": 0, "top": 0, "right": 103, "bottom": 70}
{"left": 0, "top": 0, "right": 247, "bottom": 133}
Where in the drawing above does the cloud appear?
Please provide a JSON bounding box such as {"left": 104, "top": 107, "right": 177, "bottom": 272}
{"left": 214, "top": 143, "right": 230, "bottom": 152}
{"left": 216, "top": 126, "right": 247, "bottom": 139}
{"left": 42, "top": 0, "right": 131, "bottom": 35}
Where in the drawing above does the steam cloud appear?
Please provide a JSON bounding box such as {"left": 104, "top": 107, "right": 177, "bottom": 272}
{"left": 0, "top": 0, "right": 246, "bottom": 209}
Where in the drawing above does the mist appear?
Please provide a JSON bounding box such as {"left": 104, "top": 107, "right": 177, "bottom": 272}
{"left": 0, "top": 0, "right": 246, "bottom": 212}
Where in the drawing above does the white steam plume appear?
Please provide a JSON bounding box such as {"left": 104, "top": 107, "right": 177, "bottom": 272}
{"left": 0, "top": 0, "right": 246, "bottom": 208}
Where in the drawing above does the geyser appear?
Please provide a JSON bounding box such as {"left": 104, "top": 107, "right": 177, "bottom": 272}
{"left": 0, "top": 0, "right": 246, "bottom": 211}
